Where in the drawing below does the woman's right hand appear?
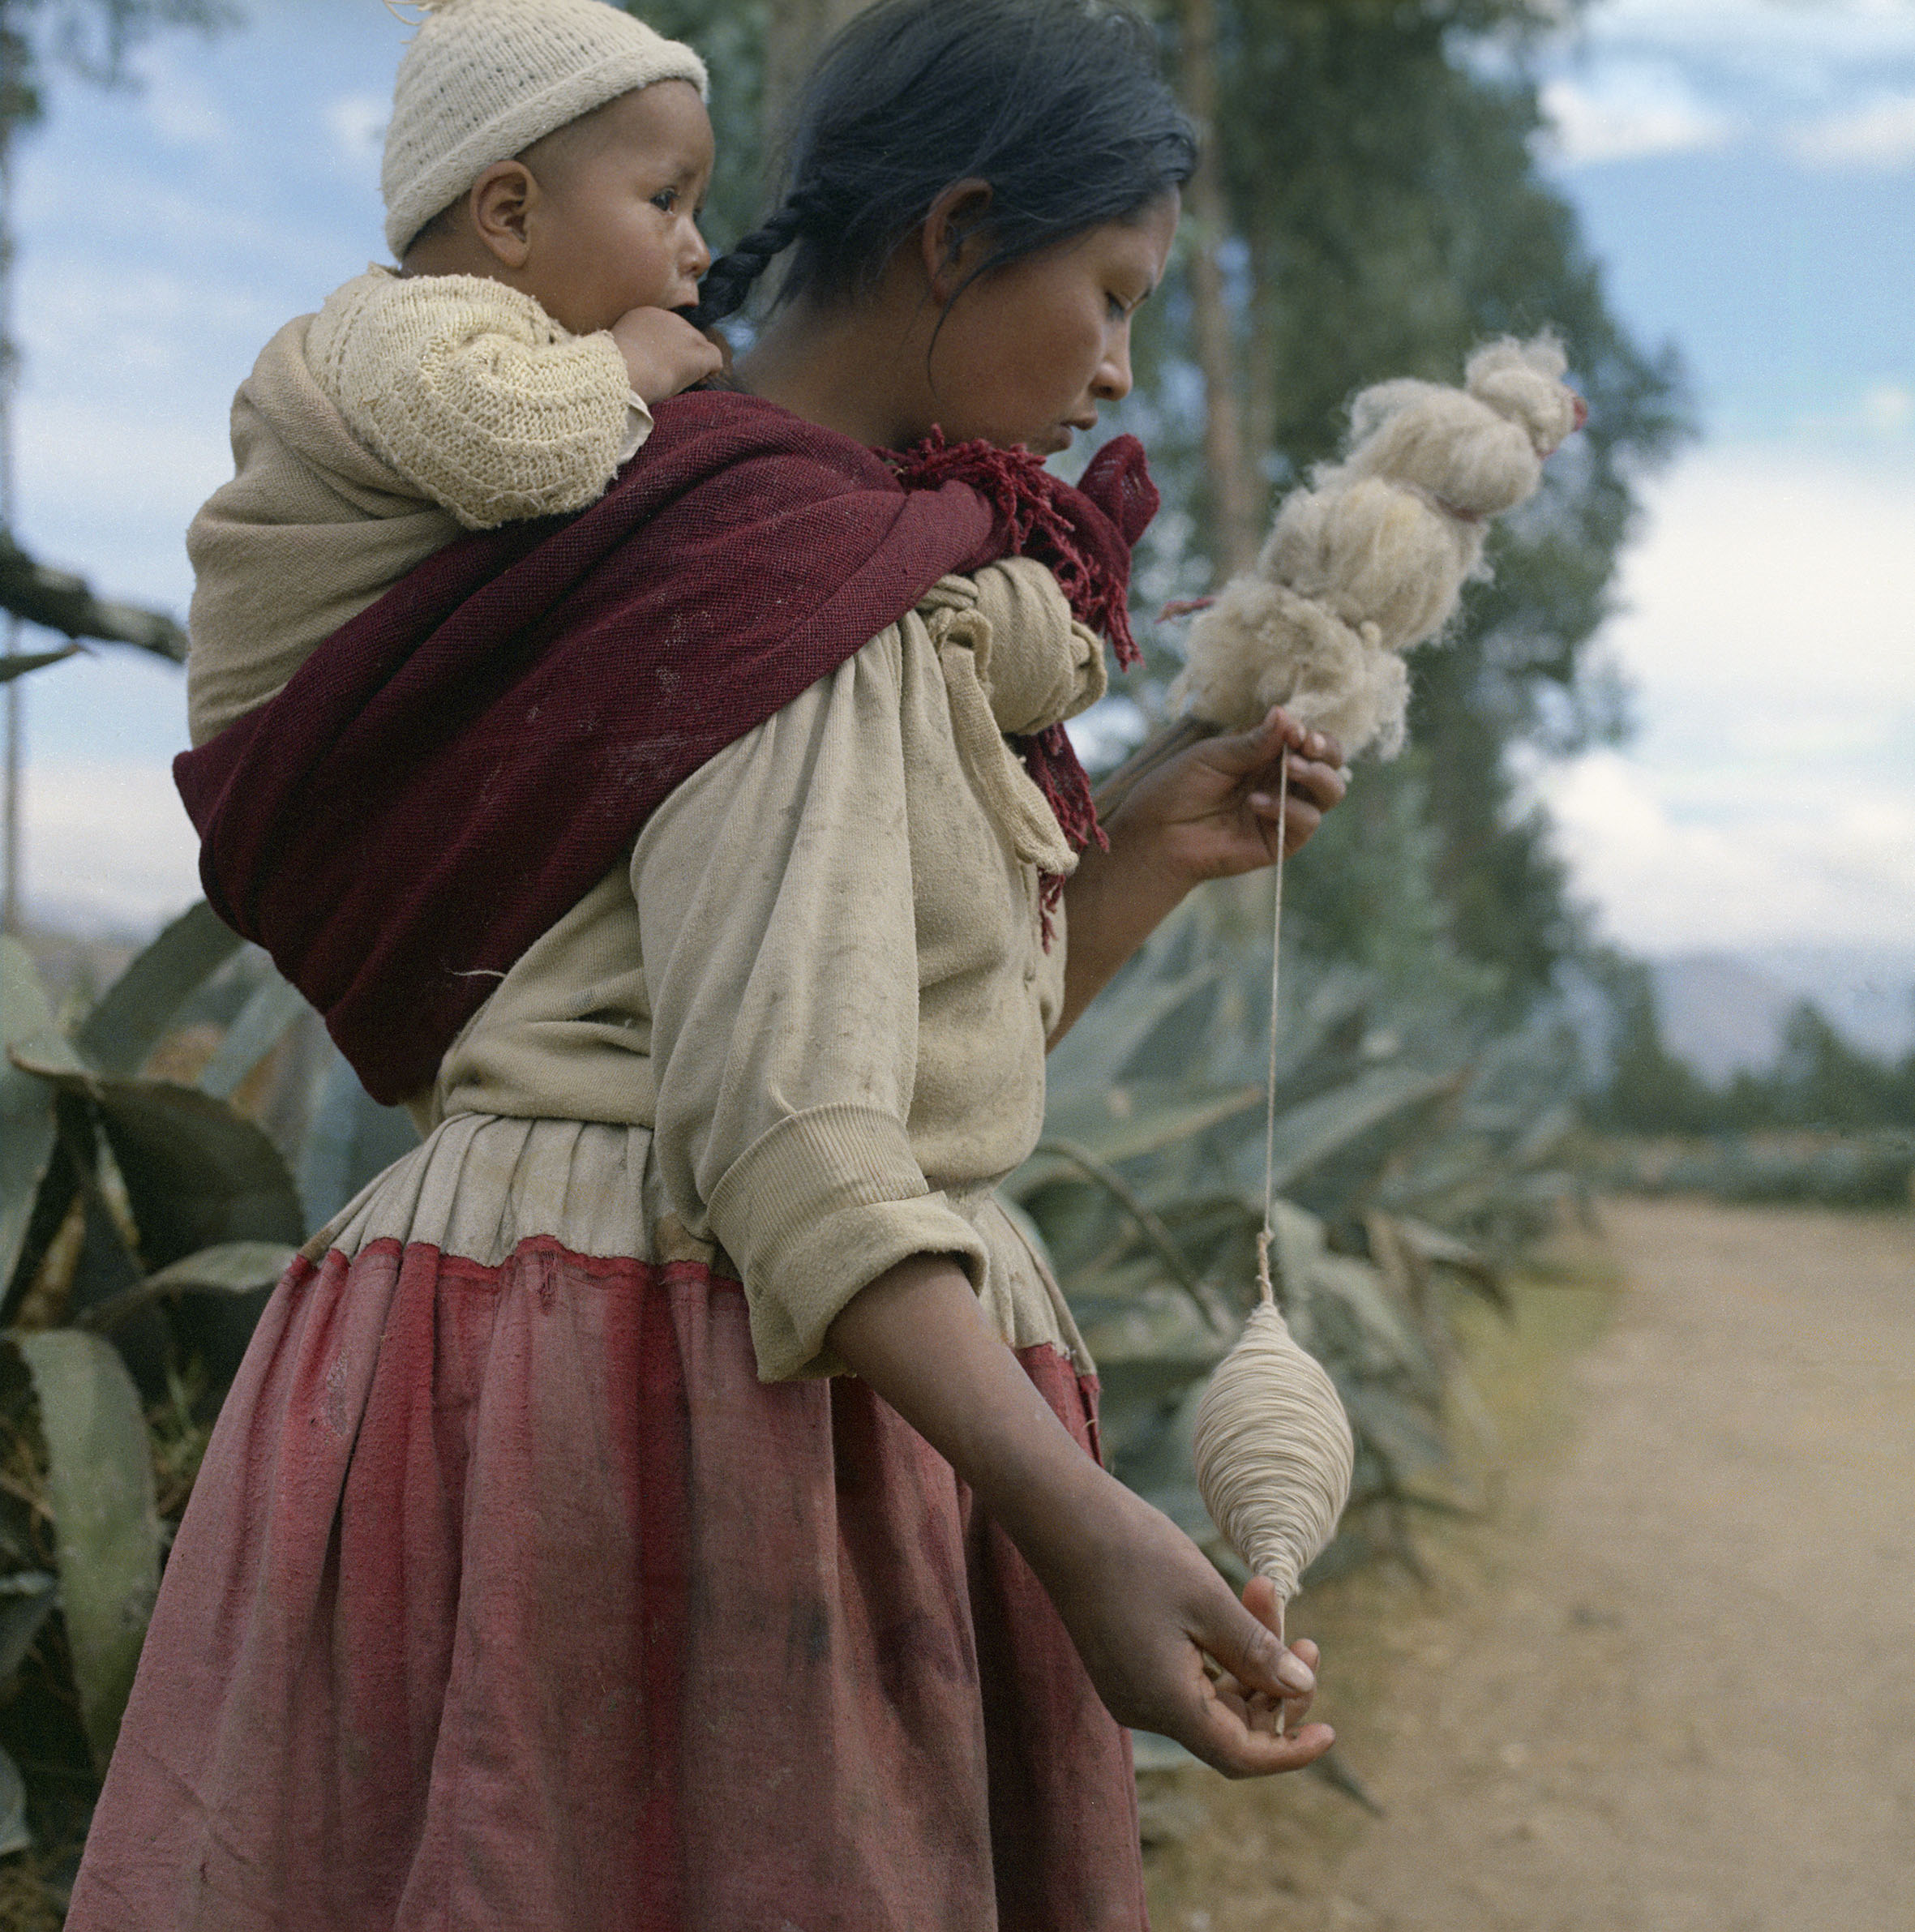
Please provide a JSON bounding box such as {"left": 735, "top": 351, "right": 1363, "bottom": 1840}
{"left": 1017, "top": 1462, "right": 1334, "bottom": 1778}
{"left": 826, "top": 1253, "right": 1333, "bottom": 1779}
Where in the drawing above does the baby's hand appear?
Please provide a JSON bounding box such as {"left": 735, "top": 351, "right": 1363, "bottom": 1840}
{"left": 610, "top": 306, "right": 725, "bottom": 405}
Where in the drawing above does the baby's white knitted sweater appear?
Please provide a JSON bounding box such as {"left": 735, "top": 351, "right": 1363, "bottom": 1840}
{"left": 306, "top": 264, "right": 649, "bottom": 531}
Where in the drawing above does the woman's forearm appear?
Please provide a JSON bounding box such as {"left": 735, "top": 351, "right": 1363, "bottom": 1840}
{"left": 825, "top": 1254, "right": 1109, "bottom": 1543}
{"left": 823, "top": 1251, "right": 1327, "bottom": 1774}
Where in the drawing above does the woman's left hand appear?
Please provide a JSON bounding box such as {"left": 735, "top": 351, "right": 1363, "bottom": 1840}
{"left": 1116, "top": 707, "right": 1346, "bottom": 890}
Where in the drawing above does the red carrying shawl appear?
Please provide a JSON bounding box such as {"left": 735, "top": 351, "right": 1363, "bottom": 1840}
{"left": 174, "top": 390, "right": 1155, "bottom": 1105}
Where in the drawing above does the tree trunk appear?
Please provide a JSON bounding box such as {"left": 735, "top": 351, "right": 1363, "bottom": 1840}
{"left": 1245, "top": 223, "right": 1280, "bottom": 504}
{"left": 1179, "top": 0, "right": 1259, "bottom": 584}
{"left": 763, "top": 0, "right": 880, "bottom": 158}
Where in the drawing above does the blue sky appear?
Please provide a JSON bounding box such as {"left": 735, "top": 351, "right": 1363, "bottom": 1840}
{"left": 8, "top": 0, "right": 1914, "bottom": 969}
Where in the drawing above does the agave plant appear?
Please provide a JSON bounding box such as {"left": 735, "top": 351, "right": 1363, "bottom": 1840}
{"left": 1010, "top": 877, "right": 1581, "bottom": 1594}
{"left": 0, "top": 905, "right": 411, "bottom": 1861}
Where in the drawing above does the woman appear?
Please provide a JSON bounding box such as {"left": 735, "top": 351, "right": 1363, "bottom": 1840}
{"left": 72, "top": 2, "right": 1347, "bottom": 1926}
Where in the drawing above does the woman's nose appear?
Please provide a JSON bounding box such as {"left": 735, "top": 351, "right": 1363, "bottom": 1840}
{"left": 1093, "top": 323, "right": 1134, "bottom": 403}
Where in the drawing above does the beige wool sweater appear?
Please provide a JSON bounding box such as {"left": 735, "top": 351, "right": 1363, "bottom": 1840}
{"left": 186, "top": 267, "right": 645, "bottom": 747}
{"left": 315, "top": 561, "right": 1107, "bottom": 1383}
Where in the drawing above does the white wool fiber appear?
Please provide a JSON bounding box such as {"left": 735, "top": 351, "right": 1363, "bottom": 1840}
{"left": 1192, "top": 1300, "right": 1356, "bottom": 1604}
{"left": 1172, "top": 332, "right": 1583, "bottom": 758}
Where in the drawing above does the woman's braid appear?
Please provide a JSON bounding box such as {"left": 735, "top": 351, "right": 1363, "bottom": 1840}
{"left": 689, "top": 192, "right": 823, "bottom": 328}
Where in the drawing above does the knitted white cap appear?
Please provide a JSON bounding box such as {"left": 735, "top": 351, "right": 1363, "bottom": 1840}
{"left": 383, "top": 0, "right": 709, "bottom": 257}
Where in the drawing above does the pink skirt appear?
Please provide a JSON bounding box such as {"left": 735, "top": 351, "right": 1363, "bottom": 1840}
{"left": 67, "top": 1232, "right": 1148, "bottom": 1930}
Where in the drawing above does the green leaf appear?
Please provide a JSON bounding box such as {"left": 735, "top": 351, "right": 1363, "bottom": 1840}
{"left": 1342, "top": 1385, "right": 1450, "bottom": 1482}
{"left": 74, "top": 901, "right": 244, "bottom": 1078}
{"left": 195, "top": 969, "right": 309, "bottom": 1100}
{"left": 297, "top": 1049, "right": 419, "bottom": 1228}
{"left": 1047, "top": 960, "right": 1221, "bottom": 1089}
{"left": 0, "top": 1570, "right": 58, "bottom": 1683}
{"left": 11, "top": 1329, "right": 165, "bottom": 1772}
{"left": 79, "top": 1240, "right": 296, "bottom": 1338}
{"left": 1, "top": 939, "right": 64, "bottom": 1294}
{"left": 1031, "top": 1081, "right": 1263, "bottom": 1170}
{"left": 1268, "top": 1065, "right": 1459, "bottom": 1196}
{"left": 0, "top": 1741, "right": 27, "bottom": 1857}
{"left": 19, "top": 1070, "right": 304, "bottom": 1273}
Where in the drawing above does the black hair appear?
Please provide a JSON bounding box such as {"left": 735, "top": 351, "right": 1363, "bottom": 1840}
{"left": 690, "top": 0, "right": 1197, "bottom": 328}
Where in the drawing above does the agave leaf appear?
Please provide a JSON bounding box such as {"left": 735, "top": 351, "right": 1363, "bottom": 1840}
{"left": 19, "top": 1073, "right": 306, "bottom": 1274}
{"left": 96, "top": 1082, "right": 306, "bottom": 1274}
{"left": 1129, "top": 1730, "right": 1202, "bottom": 1774}
{"left": 11, "top": 1329, "right": 164, "bottom": 1771}
{"left": 1267, "top": 1065, "right": 1459, "bottom": 1197}
{"left": 195, "top": 969, "right": 310, "bottom": 1101}
{"left": 74, "top": 900, "right": 244, "bottom": 1078}
{"left": 1387, "top": 1212, "right": 1509, "bottom": 1311}
{"left": 990, "top": 1193, "right": 1058, "bottom": 1282}
{"left": 1108, "top": 1382, "right": 1212, "bottom": 1536}
{"left": 0, "top": 1570, "right": 58, "bottom": 1683}
{"left": 79, "top": 1240, "right": 297, "bottom": 1338}
{"left": 1046, "top": 959, "right": 1220, "bottom": 1088}
{"left": 1032, "top": 1140, "right": 1233, "bottom": 1333}
{"left": 1308, "top": 1256, "right": 1435, "bottom": 1382}
{"left": 1263, "top": 1197, "right": 1331, "bottom": 1308}
{"left": 296, "top": 1049, "right": 418, "bottom": 1229}
{"left": 1094, "top": 1349, "right": 1222, "bottom": 1412}
{"left": 1341, "top": 1384, "right": 1450, "bottom": 1483}
{"left": 1035, "top": 1082, "right": 1262, "bottom": 1169}
{"left": 0, "top": 1742, "right": 26, "bottom": 1857}
{"left": 1, "top": 940, "right": 67, "bottom": 1295}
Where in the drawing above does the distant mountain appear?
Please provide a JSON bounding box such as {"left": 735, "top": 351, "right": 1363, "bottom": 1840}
{"left": 1651, "top": 949, "right": 1915, "bottom": 1086}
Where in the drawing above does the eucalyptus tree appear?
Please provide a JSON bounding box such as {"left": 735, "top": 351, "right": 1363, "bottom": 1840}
{"left": 634, "top": 0, "right": 1691, "bottom": 1005}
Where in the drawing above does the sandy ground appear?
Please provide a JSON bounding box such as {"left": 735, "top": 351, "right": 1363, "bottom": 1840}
{"left": 1143, "top": 1197, "right": 1915, "bottom": 1931}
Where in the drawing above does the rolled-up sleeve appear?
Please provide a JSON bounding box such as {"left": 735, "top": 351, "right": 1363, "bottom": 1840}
{"left": 632, "top": 625, "right": 988, "bottom": 1381}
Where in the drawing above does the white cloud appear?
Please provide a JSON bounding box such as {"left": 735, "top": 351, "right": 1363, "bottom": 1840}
{"left": 1544, "top": 751, "right": 1915, "bottom": 951}
{"left": 1579, "top": 0, "right": 1915, "bottom": 67}
{"left": 1789, "top": 91, "right": 1915, "bottom": 168}
{"left": 24, "top": 762, "right": 203, "bottom": 934}
{"left": 1862, "top": 383, "right": 1915, "bottom": 434}
{"left": 1540, "top": 69, "right": 1736, "bottom": 163}
{"left": 325, "top": 91, "right": 387, "bottom": 173}
{"left": 1600, "top": 448, "right": 1915, "bottom": 713}
{"left": 1539, "top": 448, "right": 1915, "bottom": 951}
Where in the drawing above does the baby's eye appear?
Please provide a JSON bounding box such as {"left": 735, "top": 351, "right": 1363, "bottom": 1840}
{"left": 650, "top": 188, "right": 679, "bottom": 214}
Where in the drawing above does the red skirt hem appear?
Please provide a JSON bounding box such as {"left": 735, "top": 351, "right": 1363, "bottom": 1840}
{"left": 69, "top": 1235, "right": 1147, "bottom": 1931}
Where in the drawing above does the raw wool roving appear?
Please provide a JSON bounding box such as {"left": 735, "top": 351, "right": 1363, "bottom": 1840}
{"left": 1171, "top": 333, "right": 1586, "bottom": 758}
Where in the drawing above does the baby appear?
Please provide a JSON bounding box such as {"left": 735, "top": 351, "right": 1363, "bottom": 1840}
{"left": 185, "top": 0, "right": 721, "bottom": 746}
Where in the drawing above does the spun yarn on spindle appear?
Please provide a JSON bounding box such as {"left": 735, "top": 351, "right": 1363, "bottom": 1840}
{"left": 1192, "top": 1296, "right": 1355, "bottom": 1604}
{"left": 1171, "top": 333, "right": 1584, "bottom": 758}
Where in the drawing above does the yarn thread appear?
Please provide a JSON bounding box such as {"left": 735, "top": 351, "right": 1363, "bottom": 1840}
{"left": 1191, "top": 745, "right": 1355, "bottom": 1617}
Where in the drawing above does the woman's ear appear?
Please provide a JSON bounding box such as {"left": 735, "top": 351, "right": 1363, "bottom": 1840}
{"left": 919, "top": 178, "right": 996, "bottom": 303}
{"left": 469, "top": 161, "right": 538, "bottom": 269}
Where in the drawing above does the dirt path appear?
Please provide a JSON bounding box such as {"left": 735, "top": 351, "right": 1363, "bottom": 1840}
{"left": 1145, "top": 1197, "right": 1915, "bottom": 1930}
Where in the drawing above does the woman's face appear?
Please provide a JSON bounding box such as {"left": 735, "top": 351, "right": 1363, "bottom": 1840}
{"left": 921, "top": 192, "right": 1180, "bottom": 456}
